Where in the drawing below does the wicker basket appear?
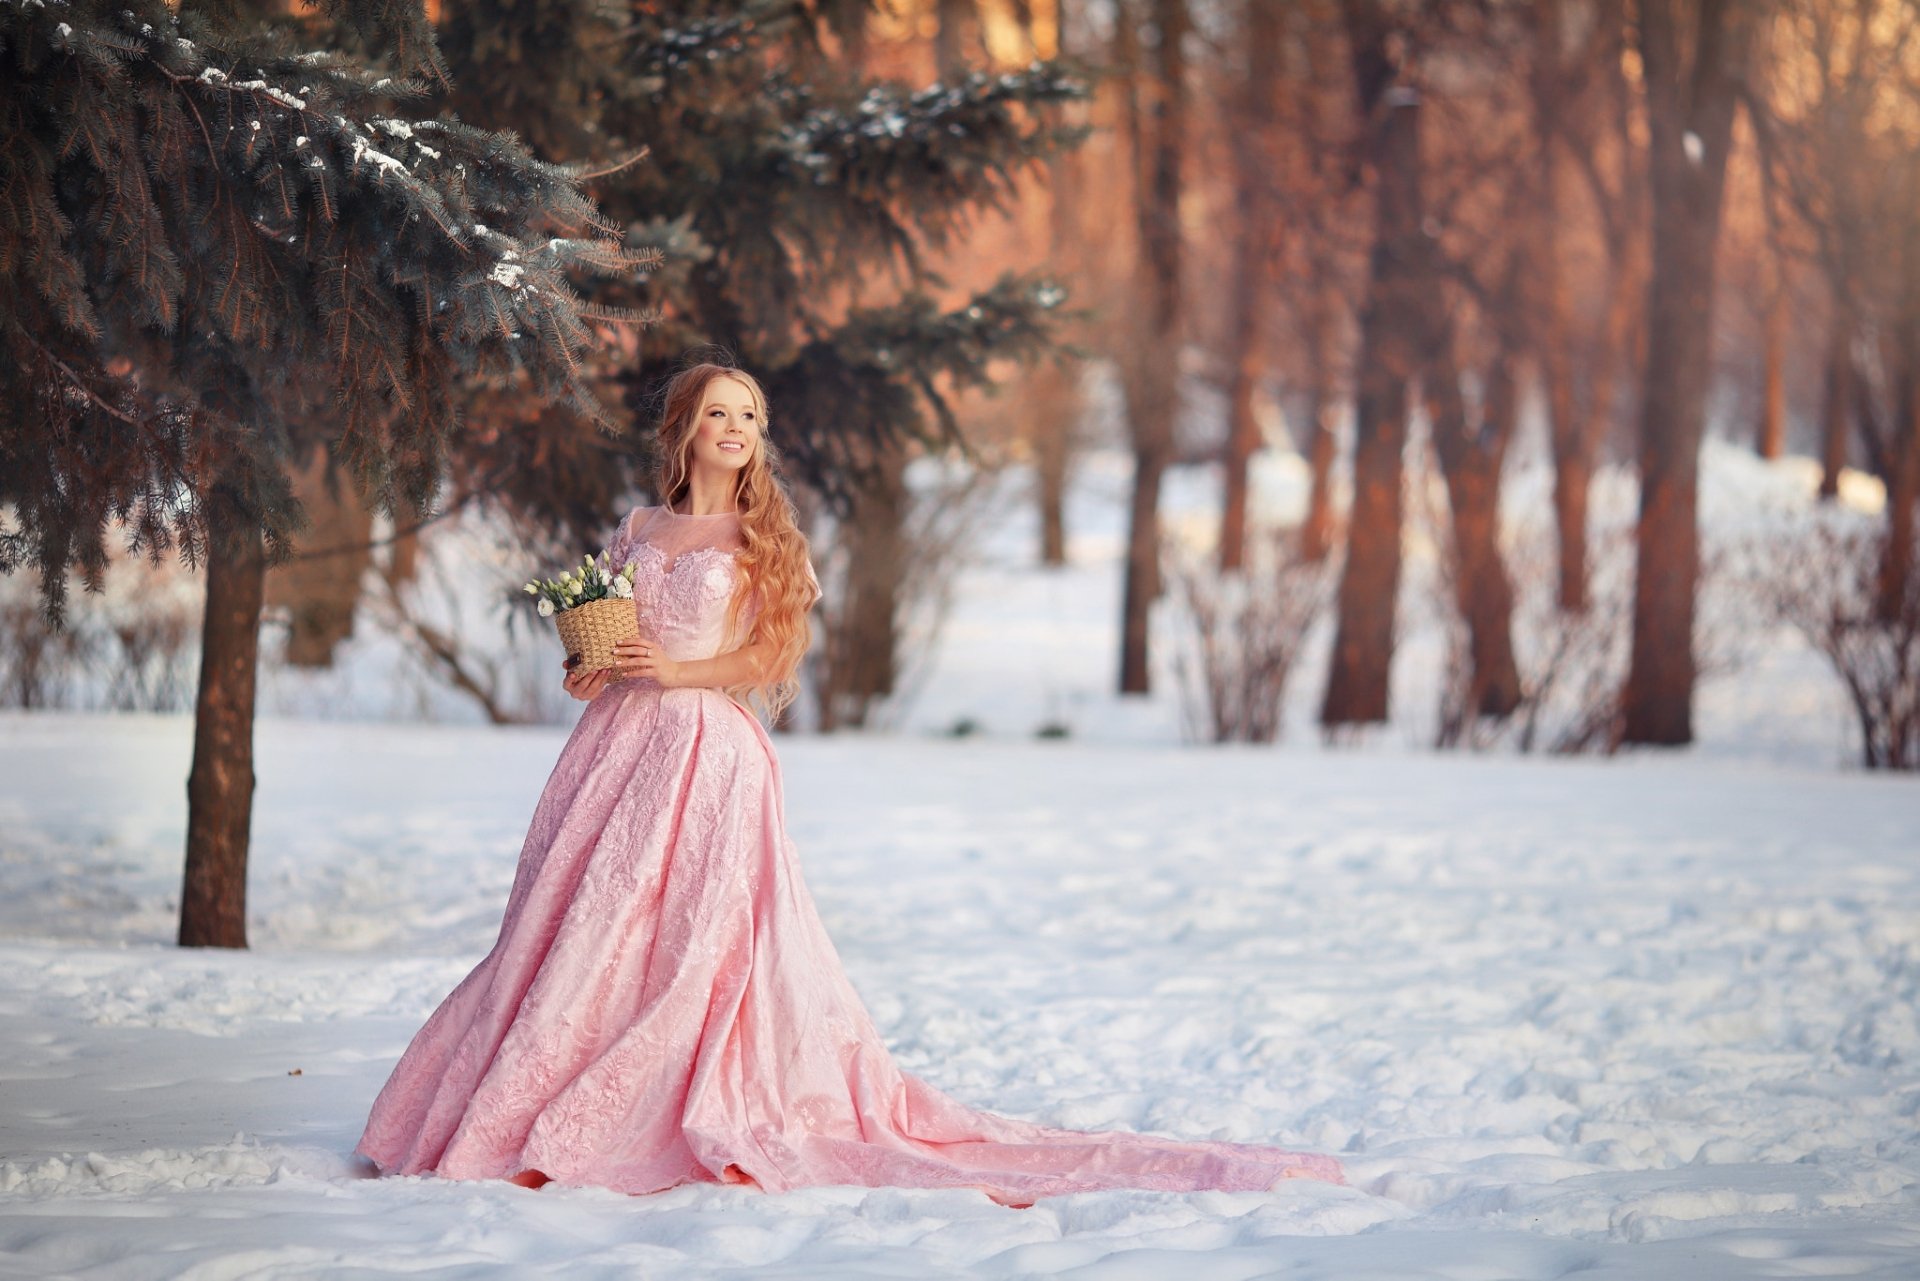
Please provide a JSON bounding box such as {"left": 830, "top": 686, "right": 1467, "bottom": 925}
{"left": 553, "top": 596, "right": 639, "bottom": 674}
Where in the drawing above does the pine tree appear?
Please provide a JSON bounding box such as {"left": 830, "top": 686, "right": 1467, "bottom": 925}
{"left": 436, "top": 0, "right": 1089, "bottom": 544}
{"left": 0, "top": 0, "right": 644, "bottom": 945}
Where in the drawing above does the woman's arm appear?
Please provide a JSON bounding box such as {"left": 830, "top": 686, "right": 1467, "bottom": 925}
{"left": 611, "top": 632, "right": 774, "bottom": 690}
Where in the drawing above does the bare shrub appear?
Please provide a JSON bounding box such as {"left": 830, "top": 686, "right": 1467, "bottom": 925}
{"left": 1169, "top": 529, "right": 1332, "bottom": 743}
{"left": 1413, "top": 455, "right": 1747, "bottom": 754}
{"left": 99, "top": 569, "right": 199, "bottom": 712}
{"left": 354, "top": 517, "right": 556, "bottom": 725}
{"left": 1430, "top": 519, "right": 1632, "bottom": 753}
{"left": 0, "top": 597, "right": 93, "bottom": 708}
{"left": 0, "top": 552, "right": 198, "bottom": 712}
{"left": 1759, "top": 508, "right": 1920, "bottom": 770}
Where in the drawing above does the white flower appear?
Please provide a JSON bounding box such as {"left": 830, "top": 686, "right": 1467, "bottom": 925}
{"left": 610, "top": 577, "right": 633, "bottom": 599}
{"left": 536, "top": 598, "right": 555, "bottom": 617}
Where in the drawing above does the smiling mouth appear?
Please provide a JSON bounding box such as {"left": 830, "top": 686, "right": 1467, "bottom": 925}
{"left": 718, "top": 441, "right": 746, "bottom": 452}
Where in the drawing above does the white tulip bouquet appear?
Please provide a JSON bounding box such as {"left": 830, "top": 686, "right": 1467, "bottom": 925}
{"left": 524, "top": 553, "right": 640, "bottom": 673}
{"left": 523, "top": 553, "right": 637, "bottom": 614}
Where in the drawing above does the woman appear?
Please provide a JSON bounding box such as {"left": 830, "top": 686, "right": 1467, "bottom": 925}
{"left": 355, "top": 361, "right": 1343, "bottom": 1206}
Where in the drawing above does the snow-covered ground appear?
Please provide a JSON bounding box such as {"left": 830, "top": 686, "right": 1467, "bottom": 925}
{"left": 5, "top": 434, "right": 1919, "bottom": 1277}
{"left": 2, "top": 710, "right": 1917, "bottom": 1277}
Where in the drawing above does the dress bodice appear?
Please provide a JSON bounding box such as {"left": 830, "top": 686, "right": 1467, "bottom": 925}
{"left": 602, "top": 505, "right": 748, "bottom": 664}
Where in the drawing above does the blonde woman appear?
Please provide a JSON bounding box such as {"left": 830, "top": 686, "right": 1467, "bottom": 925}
{"left": 354, "top": 361, "right": 1342, "bottom": 1206}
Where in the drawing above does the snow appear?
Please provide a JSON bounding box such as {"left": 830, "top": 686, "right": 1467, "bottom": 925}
{"left": 348, "top": 137, "right": 408, "bottom": 178}
{"left": 2, "top": 712, "right": 1918, "bottom": 1274}
{"left": 229, "top": 79, "right": 308, "bottom": 110}
{"left": 4, "top": 432, "right": 1920, "bottom": 1274}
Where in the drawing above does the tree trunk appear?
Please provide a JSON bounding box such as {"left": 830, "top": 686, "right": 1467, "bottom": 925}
{"left": 935, "top": 0, "right": 973, "bottom": 79}
{"left": 1299, "top": 287, "right": 1341, "bottom": 564}
{"left": 1032, "top": 0, "right": 1085, "bottom": 569}
{"left": 1881, "top": 196, "right": 1920, "bottom": 622}
{"left": 179, "top": 479, "right": 265, "bottom": 949}
{"left": 1218, "top": 0, "right": 1282, "bottom": 573}
{"left": 827, "top": 448, "right": 907, "bottom": 727}
{"left": 1221, "top": 314, "right": 1267, "bottom": 572}
{"left": 1119, "top": 444, "right": 1168, "bottom": 692}
{"left": 1427, "top": 342, "right": 1523, "bottom": 719}
{"left": 1218, "top": 291, "right": 1260, "bottom": 573}
{"left": 1759, "top": 267, "right": 1787, "bottom": 460}
{"left": 1531, "top": 0, "right": 1633, "bottom": 617}
{"left": 1117, "top": 0, "right": 1187, "bottom": 695}
{"left": 1882, "top": 391, "right": 1919, "bottom": 623}
{"left": 1569, "top": 231, "right": 1641, "bottom": 607}
{"left": 1819, "top": 300, "right": 1852, "bottom": 499}
{"left": 1620, "top": 0, "right": 1752, "bottom": 747}
{"left": 1031, "top": 358, "right": 1075, "bottom": 567}
{"left": 266, "top": 445, "right": 372, "bottom": 668}
{"left": 1321, "top": 2, "right": 1427, "bottom": 728}
{"left": 1540, "top": 251, "right": 1591, "bottom": 614}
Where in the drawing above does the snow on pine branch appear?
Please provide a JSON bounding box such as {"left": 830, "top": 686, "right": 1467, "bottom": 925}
{"left": 0, "top": 0, "right": 651, "bottom": 615}
{"left": 775, "top": 64, "right": 1088, "bottom": 199}
{"left": 19, "top": 0, "right": 639, "bottom": 371}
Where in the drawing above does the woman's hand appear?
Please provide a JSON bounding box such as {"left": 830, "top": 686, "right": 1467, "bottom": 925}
{"left": 562, "top": 662, "right": 613, "bottom": 701}
{"left": 613, "top": 634, "right": 683, "bottom": 688}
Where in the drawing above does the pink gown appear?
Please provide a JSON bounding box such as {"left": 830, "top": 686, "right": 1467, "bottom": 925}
{"left": 355, "top": 504, "right": 1343, "bottom": 1205}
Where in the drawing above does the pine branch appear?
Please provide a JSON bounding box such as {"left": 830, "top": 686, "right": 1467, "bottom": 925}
{"left": 1, "top": 0, "right": 644, "bottom": 615}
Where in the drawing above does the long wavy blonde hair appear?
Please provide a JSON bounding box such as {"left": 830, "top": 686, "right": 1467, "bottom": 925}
{"left": 654, "top": 362, "right": 814, "bottom": 719}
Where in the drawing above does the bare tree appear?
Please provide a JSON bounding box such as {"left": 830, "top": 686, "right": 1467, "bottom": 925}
{"left": 1217, "top": 0, "right": 1284, "bottom": 572}
{"left": 1246, "top": 0, "right": 1361, "bottom": 569}
{"left": 1116, "top": 0, "right": 1189, "bottom": 694}
{"left": 1425, "top": 279, "right": 1525, "bottom": 721}
{"left": 1760, "top": 2, "right": 1920, "bottom": 611}
{"left": 1027, "top": 0, "right": 1092, "bottom": 568}
{"left": 1756, "top": 175, "right": 1789, "bottom": 460}
{"left": 1759, "top": 0, "right": 1891, "bottom": 501}
{"left": 1320, "top": 0, "right": 1440, "bottom": 728}
{"left": 1530, "top": 0, "right": 1645, "bottom": 616}
{"left": 1867, "top": 154, "right": 1920, "bottom": 622}
{"left": 1619, "top": 0, "right": 1758, "bottom": 747}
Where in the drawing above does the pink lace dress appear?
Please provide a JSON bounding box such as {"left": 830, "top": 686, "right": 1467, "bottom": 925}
{"left": 354, "top": 504, "right": 1343, "bottom": 1204}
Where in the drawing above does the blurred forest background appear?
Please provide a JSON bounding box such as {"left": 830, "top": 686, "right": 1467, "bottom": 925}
{"left": 4, "top": 0, "right": 1918, "bottom": 946}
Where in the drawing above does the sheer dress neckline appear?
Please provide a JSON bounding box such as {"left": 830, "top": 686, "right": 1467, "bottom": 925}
{"left": 609, "top": 504, "right": 745, "bottom": 578}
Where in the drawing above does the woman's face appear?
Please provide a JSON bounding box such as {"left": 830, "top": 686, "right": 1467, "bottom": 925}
{"left": 687, "top": 375, "right": 761, "bottom": 482}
